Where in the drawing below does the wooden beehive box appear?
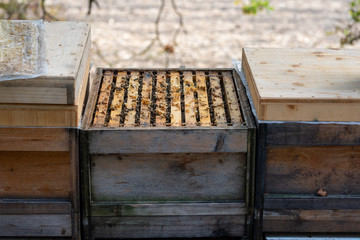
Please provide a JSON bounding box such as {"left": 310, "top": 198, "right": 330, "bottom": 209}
{"left": 239, "top": 48, "right": 360, "bottom": 239}
{"left": 81, "top": 68, "right": 256, "bottom": 239}
{"left": 0, "top": 128, "right": 80, "bottom": 238}
{"left": 242, "top": 48, "right": 360, "bottom": 121}
{"left": 0, "top": 21, "right": 90, "bottom": 127}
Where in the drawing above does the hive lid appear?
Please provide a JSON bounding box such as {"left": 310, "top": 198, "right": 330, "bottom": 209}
{"left": 0, "top": 21, "right": 91, "bottom": 105}
{"left": 242, "top": 48, "right": 360, "bottom": 122}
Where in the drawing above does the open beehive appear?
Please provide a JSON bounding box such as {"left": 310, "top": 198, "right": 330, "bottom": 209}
{"left": 81, "top": 68, "right": 256, "bottom": 239}
{"left": 239, "top": 48, "right": 360, "bottom": 240}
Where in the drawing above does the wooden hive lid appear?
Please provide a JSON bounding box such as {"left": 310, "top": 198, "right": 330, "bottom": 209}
{"left": 242, "top": 48, "right": 360, "bottom": 122}
{"left": 0, "top": 21, "right": 91, "bottom": 105}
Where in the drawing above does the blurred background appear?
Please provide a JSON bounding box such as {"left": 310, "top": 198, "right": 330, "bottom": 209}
{"left": 1, "top": 0, "right": 360, "bottom": 69}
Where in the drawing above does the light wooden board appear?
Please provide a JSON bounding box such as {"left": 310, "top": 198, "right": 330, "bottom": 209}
{"left": 209, "top": 71, "right": 227, "bottom": 126}
{"left": 108, "top": 72, "right": 126, "bottom": 127}
{"left": 265, "top": 146, "right": 360, "bottom": 195}
{"left": 124, "top": 71, "right": 140, "bottom": 127}
{"left": 196, "top": 71, "right": 211, "bottom": 126}
{"left": 155, "top": 71, "right": 167, "bottom": 126}
{"left": 90, "top": 215, "right": 245, "bottom": 238}
{"left": 0, "top": 103, "right": 80, "bottom": 127}
{"left": 0, "top": 21, "right": 91, "bottom": 105}
{"left": 242, "top": 48, "right": 360, "bottom": 121}
{"left": 88, "top": 128, "right": 248, "bottom": 154}
{"left": 223, "top": 71, "right": 242, "bottom": 125}
{"left": 91, "top": 202, "right": 245, "bottom": 217}
{"left": 0, "top": 128, "right": 69, "bottom": 152}
{"left": 90, "top": 153, "right": 245, "bottom": 201}
{"left": 170, "top": 71, "right": 182, "bottom": 126}
{"left": 263, "top": 209, "right": 360, "bottom": 233}
{"left": 183, "top": 71, "right": 197, "bottom": 126}
{"left": 0, "top": 214, "right": 71, "bottom": 237}
{"left": 0, "top": 151, "right": 71, "bottom": 198}
{"left": 139, "top": 71, "right": 152, "bottom": 127}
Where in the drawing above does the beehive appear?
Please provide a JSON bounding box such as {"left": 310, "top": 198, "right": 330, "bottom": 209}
{"left": 0, "top": 21, "right": 90, "bottom": 127}
{"left": 81, "top": 68, "right": 256, "bottom": 239}
{"left": 0, "top": 21, "right": 89, "bottom": 239}
{"left": 239, "top": 48, "right": 360, "bottom": 239}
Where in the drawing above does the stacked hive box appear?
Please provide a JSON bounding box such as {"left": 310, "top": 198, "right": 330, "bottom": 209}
{"left": 0, "top": 21, "right": 90, "bottom": 238}
{"left": 240, "top": 48, "right": 360, "bottom": 239}
{"left": 81, "top": 68, "right": 256, "bottom": 239}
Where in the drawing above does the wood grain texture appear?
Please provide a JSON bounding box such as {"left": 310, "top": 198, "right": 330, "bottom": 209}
{"left": 265, "top": 146, "right": 360, "bottom": 195}
{"left": 0, "top": 214, "right": 71, "bottom": 237}
{"left": 0, "top": 103, "right": 79, "bottom": 127}
{"left": 88, "top": 128, "right": 248, "bottom": 154}
{"left": 0, "top": 21, "right": 91, "bottom": 105}
{"left": 170, "top": 71, "right": 182, "bottom": 126}
{"left": 196, "top": 71, "right": 211, "bottom": 126}
{"left": 108, "top": 72, "right": 126, "bottom": 127}
{"left": 93, "top": 71, "right": 113, "bottom": 127}
{"left": 264, "top": 195, "right": 360, "bottom": 210}
{"left": 223, "top": 71, "right": 242, "bottom": 125}
{"left": 263, "top": 209, "right": 360, "bottom": 233}
{"left": 124, "top": 71, "right": 140, "bottom": 126}
{"left": 90, "top": 215, "right": 245, "bottom": 238}
{"left": 209, "top": 71, "right": 227, "bottom": 126}
{"left": 0, "top": 151, "right": 71, "bottom": 198}
{"left": 90, "top": 153, "right": 245, "bottom": 201}
{"left": 183, "top": 71, "right": 197, "bottom": 126}
{"left": 91, "top": 202, "right": 245, "bottom": 217}
{"left": 139, "top": 71, "right": 152, "bottom": 127}
{"left": 242, "top": 48, "right": 360, "bottom": 121}
{"left": 0, "top": 128, "right": 69, "bottom": 151}
{"left": 0, "top": 200, "right": 71, "bottom": 214}
{"left": 266, "top": 122, "right": 360, "bottom": 146}
{"left": 155, "top": 71, "right": 167, "bottom": 126}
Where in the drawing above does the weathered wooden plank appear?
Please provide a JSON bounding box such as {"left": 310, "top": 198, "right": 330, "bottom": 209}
{"left": 266, "top": 122, "right": 360, "bottom": 146}
{"left": 209, "top": 71, "right": 227, "bottom": 126}
{"left": 0, "top": 200, "right": 71, "bottom": 214}
{"left": 108, "top": 71, "right": 126, "bottom": 127}
{"left": 263, "top": 209, "right": 360, "bottom": 233}
{"left": 0, "top": 214, "right": 71, "bottom": 237}
{"left": 155, "top": 71, "right": 167, "bottom": 126}
{"left": 124, "top": 71, "right": 140, "bottom": 127}
{"left": 88, "top": 128, "right": 248, "bottom": 153}
{"left": 0, "top": 151, "right": 71, "bottom": 198}
{"left": 196, "top": 71, "right": 211, "bottom": 126}
{"left": 265, "top": 146, "right": 360, "bottom": 195}
{"left": 91, "top": 202, "right": 246, "bottom": 217}
{"left": 223, "top": 71, "right": 242, "bottom": 125}
{"left": 90, "top": 153, "right": 245, "bottom": 201}
{"left": 170, "top": 71, "right": 182, "bottom": 126}
{"left": 183, "top": 71, "right": 197, "bottom": 126}
{"left": 0, "top": 128, "right": 69, "bottom": 152}
{"left": 92, "top": 71, "right": 113, "bottom": 127}
{"left": 0, "top": 87, "right": 67, "bottom": 104}
{"left": 90, "top": 215, "right": 245, "bottom": 238}
{"left": 264, "top": 195, "right": 360, "bottom": 210}
{"left": 139, "top": 71, "right": 153, "bottom": 127}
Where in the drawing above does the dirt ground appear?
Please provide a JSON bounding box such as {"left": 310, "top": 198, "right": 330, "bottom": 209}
{"left": 47, "top": 0, "right": 359, "bottom": 69}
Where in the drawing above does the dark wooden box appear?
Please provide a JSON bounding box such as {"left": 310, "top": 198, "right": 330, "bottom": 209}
{"left": 0, "top": 128, "right": 80, "bottom": 239}
{"left": 237, "top": 48, "right": 360, "bottom": 240}
{"left": 81, "top": 68, "right": 256, "bottom": 239}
